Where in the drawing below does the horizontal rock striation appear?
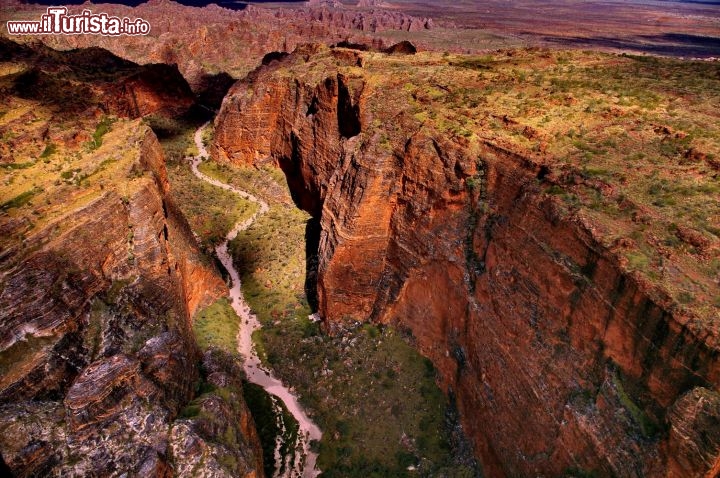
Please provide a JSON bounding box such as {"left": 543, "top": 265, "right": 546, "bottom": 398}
{"left": 0, "top": 38, "right": 194, "bottom": 119}
{"left": 0, "top": 124, "right": 260, "bottom": 476}
{"left": 1, "top": 0, "right": 430, "bottom": 93}
{"left": 214, "top": 46, "right": 720, "bottom": 477}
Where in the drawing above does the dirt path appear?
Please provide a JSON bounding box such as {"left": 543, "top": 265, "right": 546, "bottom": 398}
{"left": 190, "top": 122, "right": 322, "bottom": 478}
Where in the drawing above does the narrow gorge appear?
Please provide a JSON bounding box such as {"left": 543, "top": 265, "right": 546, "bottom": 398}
{"left": 213, "top": 45, "right": 720, "bottom": 477}
{"left": 1, "top": 2, "right": 719, "bottom": 473}
{"left": 190, "top": 122, "right": 322, "bottom": 478}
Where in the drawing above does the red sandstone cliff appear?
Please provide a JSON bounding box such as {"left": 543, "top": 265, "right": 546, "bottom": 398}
{"left": 0, "top": 40, "right": 262, "bottom": 476}
{"left": 1, "top": 0, "right": 430, "bottom": 94}
{"left": 213, "top": 46, "right": 720, "bottom": 477}
{"left": 0, "top": 38, "right": 194, "bottom": 119}
{"left": 0, "top": 123, "right": 263, "bottom": 476}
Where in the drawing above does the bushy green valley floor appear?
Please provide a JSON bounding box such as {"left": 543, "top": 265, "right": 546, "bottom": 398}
{"left": 159, "top": 119, "right": 478, "bottom": 476}
{"left": 195, "top": 159, "right": 479, "bottom": 477}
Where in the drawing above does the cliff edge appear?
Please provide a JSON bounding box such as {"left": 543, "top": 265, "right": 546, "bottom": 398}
{"left": 214, "top": 45, "right": 720, "bottom": 477}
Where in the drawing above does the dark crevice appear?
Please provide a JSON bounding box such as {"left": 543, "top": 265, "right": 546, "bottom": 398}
{"left": 261, "top": 51, "right": 289, "bottom": 66}
{"left": 337, "top": 75, "right": 361, "bottom": 139}
{"left": 537, "top": 165, "right": 550, "bottom": 181}
{"left": 277, "top": 132, "right": 322, "bottom": 217}
{"left": 195, "top": 71, "right": 236, "bottom": 111}
{"left": 306, "top": 96, "right": 319, "bottom": 116}
{"left": 274, "top": 132, "right": 323, "bottom": 314}
{"left": 304, "top": 218, "right": 321, "bottom": 313}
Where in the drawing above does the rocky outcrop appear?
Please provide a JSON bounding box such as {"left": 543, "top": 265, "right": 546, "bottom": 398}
{"left": 170, "top": 349, "right": 264, "bottom": 478}
{"left": 384, "top": 40, "right": 418, "bottom": 54}
{"left": 214, "top": 46, "right": 720, "bottom": 477}
{"left": 665, "top": 388, "right": 720, "bottom": 477}
{"left": 1, "top": 1, "right": 430, "bottom": 92}
{"left": 1, "top": 38, "right": 194, "bottom": 119}
{"left": 0, "top": 122, "right": 260, "bottom": 476}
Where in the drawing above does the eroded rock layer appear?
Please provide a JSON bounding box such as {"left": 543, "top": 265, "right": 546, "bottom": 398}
{"left": 1, "top": 0, "right": 431, "bottom": 93}
{"left": 214, "top": 46, "right": 720, "bottom": 477}
{"left": 0, "top": 125, "right": 263, "bottom": 476}
{"left": 0, "top": 41, "right": 263, "bottom": 477}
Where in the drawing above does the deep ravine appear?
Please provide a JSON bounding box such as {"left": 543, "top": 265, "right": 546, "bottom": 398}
{"left": 190, "top": 122, "right": 322, "bottom": 478}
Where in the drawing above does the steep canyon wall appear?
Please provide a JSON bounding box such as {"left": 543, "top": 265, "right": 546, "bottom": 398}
{"left": 0, "top": 127, "right": 262, "bottom": 477}
{"left": 214, "top": 46, "right": 720, "bottom": 477}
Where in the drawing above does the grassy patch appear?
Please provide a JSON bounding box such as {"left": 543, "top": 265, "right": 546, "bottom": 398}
{"left": 88, "top": 116, "right": 114, "bottom": 150}
{"left": 157, "top": 115, "right": 257, "bottom": 252}
{"left": 206, "top": 160, "right": 477, "bottom": 476}
{"left": 193, "top": 298, "right": 240, "bottom": 355}
{"left": 166, "top": 159, "right": 256, "bottom": 251}
{"left": 40, "top": 142, "right": 56, "bottom": 158}
{"left": 304, "top": 325, "right": 457, "bottom": 477}
{"left": 144, "top": 114, "right": 201, "bottom": 161}
{"left": 194, "top": 162, "right": 311, "bottom": 330}
{"left": 1, "top": 161, "right": 34, "bottom": 170}
{"left": 1, "top": 187, "right": 41, "bottom": 211}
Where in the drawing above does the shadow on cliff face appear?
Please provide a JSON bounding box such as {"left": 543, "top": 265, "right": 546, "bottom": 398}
{"left": 304, "top": 218, "right": 321, "bottom": 313}
{"left": 337, "top": 74, "right": 362, "bottom": 139}
{"left": 0, "top": 453, "right": 11, "bottom": 476}
{"left": 13, "top": 68, "right": 94, "bottom": 113}
{"left": 194, "top": 72, "right": 237, "bottom": 111}
{"left": 276, "top": 71, "right": 366, "bottom": 315}
{"left": 276, "top": 135, "right": 322, "bottom": 313}
{"left": 5, "top": 38, "right": 195, "bottom": 119}
{"left": 278, "top": 131, "right": 324, "bottom": 216}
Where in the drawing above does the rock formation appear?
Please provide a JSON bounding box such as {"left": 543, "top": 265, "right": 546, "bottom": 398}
{"left": 0, "top": 41, "right": 263, "bottom": 477}
{"left": 1, "top": 0, "right": 431, "bottom": 95}
{"left": 214, "top": 45, "right": 720, "bottom": 476}
{"left": 384, "top": 40, "right": 418, "bottom": 54}
{"left": 0, "top": 123, "right": 261, "bottom": 476}
{"left": 0, "top": 38, "right": 194, "bottom": 119}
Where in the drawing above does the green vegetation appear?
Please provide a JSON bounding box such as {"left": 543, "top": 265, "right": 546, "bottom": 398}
{"left": 1, "top": 187, "right": 41, "bottom": 211}
{"left": 40, "top": 143, "right": 56, "bottom": 158}
{"left": 197, "top": 159, "right": 477, "bottom": 476}
{"left": 176, "top": 349, "right": 260, "bottom": 476}
{"left": 202, "top": 123, "right": 214, "bottom": 149}
{"left": 144, "top": 114, "right": 200, "bottom": 161}
{"left": 564, "top": 468, "right": 600, "bottom": 478}
{"left": 88, "top": 116, "right": 114, "bottom": 150}
{"left": 451, "top": 54, "right": 496, "bottom": 70}
{"left": 156, "top": 118, "right": 257, "bottom": 251}
{"left": 243, "top": 382, "right": 300, "bottom": 477}
{"left": 612, "top": 370, "right": 659, "bottom": 438}
{"left": 230, "top": 203, "right": 309, "bottom": 323}
{"left": 297, "top": 324, "right": 462, "bottom": 477}
{"left": 193, "top": 298, "right": 240, "bottom": 355}
{"left": 167, "top": 158, "right": 256, "bottom": 249}
{"left": 1, "top": 161, "right": 34, "bottom": 170}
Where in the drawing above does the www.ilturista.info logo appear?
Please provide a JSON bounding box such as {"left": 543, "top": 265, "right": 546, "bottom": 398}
{"left": 7, "top": 7, "right": 151, "bottom": 36}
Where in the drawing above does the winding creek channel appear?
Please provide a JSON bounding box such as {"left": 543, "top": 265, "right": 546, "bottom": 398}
{"left": 190, "top": 122, "right": 322, "bottom": 478}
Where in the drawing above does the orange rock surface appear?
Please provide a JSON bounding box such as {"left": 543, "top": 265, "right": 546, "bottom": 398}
{"left": 214, "top": 46, "right": 720, "bottom": 477}
{"left": 0, "top": 41, "right": 261, "bottom": 476}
